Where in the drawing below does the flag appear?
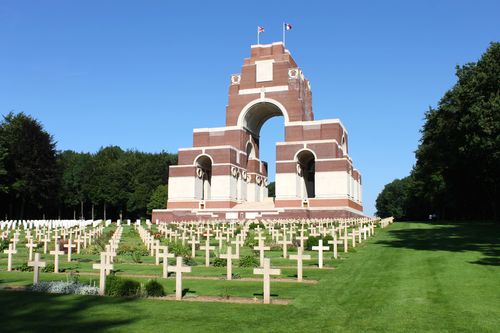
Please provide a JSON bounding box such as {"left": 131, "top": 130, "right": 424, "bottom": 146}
{"left": 258, "top": 26, "right": 265, "bottom": 33}
{"left": 284, "top": 23, "right": 292, "bottom": 30}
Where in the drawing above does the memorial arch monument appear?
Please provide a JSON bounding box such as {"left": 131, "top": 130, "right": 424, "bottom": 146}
{"left": 153, "top": 42, "right": 363, "bottom": 222}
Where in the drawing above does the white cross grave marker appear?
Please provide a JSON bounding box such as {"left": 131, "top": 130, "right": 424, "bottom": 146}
{"left": 4, "top": 243, "right": 17, "bottom": 271}
{"left": 219, "top": 246, "right": 239, "bottom": 280}
{"left": 168, "top": 256, "right": 192, "bottom": 300}
{"left": 253, "top": 258, "right": 281, "bottom": 304}
{"left": 312, "top": 239, "right": 330, "bottom": 269}
{"left": 28, "top": 253, "right": 46, "bottom": 284}
{"left": 289, "top": 247, "right": 311, "bottom": 282}
{"left": 92, "top": 252, "right": 114, "bottom": 295}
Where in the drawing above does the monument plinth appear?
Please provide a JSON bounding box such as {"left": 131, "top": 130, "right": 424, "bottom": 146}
{"left": 153, "top": 42, "right": 363, "bottom": 222}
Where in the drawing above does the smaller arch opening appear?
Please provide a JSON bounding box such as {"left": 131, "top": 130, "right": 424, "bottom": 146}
{"left": 195, "top": 155, "right": 212, "bottom": 201}
{"left": 297, "top": 150, "right": 315, "bottom": 199}
{"left": 341, "top": 135, "right": 347, "bottom": 156}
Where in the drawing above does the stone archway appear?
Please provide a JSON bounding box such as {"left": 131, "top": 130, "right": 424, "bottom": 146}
{"left": 296, "top": 150, "right": 316, "bottom": 199}
{"left": 159, "top": 42, "right": 364, "bottom": 220}
{"left": 194, "top": 155, "right": 212, "bottom": 201}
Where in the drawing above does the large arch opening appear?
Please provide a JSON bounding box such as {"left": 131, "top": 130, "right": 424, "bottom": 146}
{"left": 240, "top": 101, "right": 286, "bottom": 200}
{"left": 194, "top": 155, "right": 212, "bottom": 201}
{"left": 241, "top": 101, "right": 286, "bottom": 137}
{"left": 296, "top": 150, "right": 316, "bottom": 199}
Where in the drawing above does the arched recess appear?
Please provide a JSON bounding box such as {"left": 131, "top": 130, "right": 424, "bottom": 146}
{"left": 237, "top": 98, "right": 290, "bottom": 137}
{"left": 296, "top": 149, "right": 316, "bottom": 199}
{"left": 194, "top": 155, "right": 212, "bottom": 201}
{"left": 341, "top": 135, "right": 347, "bottom": 156}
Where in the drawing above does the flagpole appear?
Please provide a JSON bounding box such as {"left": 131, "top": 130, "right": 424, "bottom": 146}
{"left": 257, "top": 28, "right": 260, "bottom": 45}
{"left": 282, "top": 22, "right": 285, "bottom": 46}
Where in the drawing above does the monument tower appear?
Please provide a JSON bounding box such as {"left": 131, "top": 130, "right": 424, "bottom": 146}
{"left": 153, "top": 42, "right": 363, "bottom": 221}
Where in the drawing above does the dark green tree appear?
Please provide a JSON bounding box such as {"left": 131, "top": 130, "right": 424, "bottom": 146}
{"left": 375, "top": 177, "right": 412, "bottom": 219}
{"left": 0, "top": 146, "right": 8, "bottom": 193}
{"left": 59, "top": 151, "right": 94, "bottom": 219}
{"left": 147, "top": 184, "right": 168, "bottom": 215}
{"left": 267, "top": 181, "right": 275, "bottom": 198}
{"left": 0, "top": 112, "right": 60, "bottom": 219}
{"left": 413, "top": 42, "right": 500, "bottom": 220}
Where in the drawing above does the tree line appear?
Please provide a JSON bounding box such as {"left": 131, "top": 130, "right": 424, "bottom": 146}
{"left": 0, "top": 112, "right": 177, "bottom": 220}
{"left": 376, "top": 42, "right": 499, "bottom": 221}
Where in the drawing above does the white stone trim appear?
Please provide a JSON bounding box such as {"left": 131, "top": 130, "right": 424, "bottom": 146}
{"left": 193, "top": 126, "right": 240, "bottom": 133}
{"left": 250, "top": 42, "right": 284, "bottom": 48}
{"left": 286, "top": 119, "right": 348, "bottom": 135}
{"left": 238, "top": 85, "right": 289, "bottom": 95}
{"left": 276, "top": 139, "right": 341, "bottom": 147}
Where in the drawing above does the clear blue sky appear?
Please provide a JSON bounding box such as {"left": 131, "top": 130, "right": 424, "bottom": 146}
{"left": 1, "top": 1, "right": 499, "bottom": 216}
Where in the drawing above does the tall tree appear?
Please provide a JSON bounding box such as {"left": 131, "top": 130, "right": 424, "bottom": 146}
{"left": 413, "top": 42, "right": 500, "bottom": 220}
{"left": 59, "top": 151, "right": 93, "bottom": 219}
{"left": 0, "top": 146, "right": 8, "bottom": 193}
{"left": 0, "top": 112, "right": 60, "bottom": 219}
{"left": 377, "top": 42, "right": 500, "bottom": 221}
{"left": 375, "top": 177, "right": 412, "bottom": 219}
{"left": 147, "top": 184, "right": 168, "bottom": 215}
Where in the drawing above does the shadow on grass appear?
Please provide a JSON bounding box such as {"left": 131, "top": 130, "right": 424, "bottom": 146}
{"left": 376, "top": 221, "right": 500, "bottom": 266}
{"left": 181, "top": 288, "right": 196, "bottom": 297}
{"left": 0, "top": 290, "right": 135, "bottom": 332}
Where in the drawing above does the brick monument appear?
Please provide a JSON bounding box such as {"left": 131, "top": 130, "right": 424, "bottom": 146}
{"left": 153, "top": 42, "right": 363, "bottom": 222}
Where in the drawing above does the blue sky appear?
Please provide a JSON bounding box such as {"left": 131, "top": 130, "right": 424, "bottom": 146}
{"left": 1, "top": 1, "right": 499, "bottom": 216}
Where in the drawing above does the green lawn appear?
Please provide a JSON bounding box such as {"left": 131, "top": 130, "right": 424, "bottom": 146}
{"left": 0, "top": 221, "right": 499, "bottom": 332}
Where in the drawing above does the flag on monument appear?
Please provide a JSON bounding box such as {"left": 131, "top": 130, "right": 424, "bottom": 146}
{"left": 284, "top": 23, "right": 292, "bottom": 30}
{"left": 258, "top": 26, "right": 265, "bottom": 33}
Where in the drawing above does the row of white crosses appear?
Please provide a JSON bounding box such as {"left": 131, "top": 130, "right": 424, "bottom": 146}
{"left": 92, "top": 226, "right": 123, "bottom": 295}
{"left": 25, "top": 225, "right": 106, "bottom": 286}
{"left": 3, "top": 222, "right": 105, "bottom": 273}
{"left": 136, "top": 225, "right": 192, "bottom": 300}
{"left": 141, "top": 217, "right": 382, "bottom": 303}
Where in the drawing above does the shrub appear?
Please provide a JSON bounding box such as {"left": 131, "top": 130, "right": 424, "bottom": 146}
{"left": 118, "top": 244, "right": 148, "bottom": 256}
{"left": 183, "top": 256, "right": 197, "bottom": 266}
{"left": 105, "top": 275, "right": 142, "bottom": 297}
{"left": 145, "top": 280, "right": 165, "bottom": 297}
{"left": 212, "top": 258, "right": 227, "bottom": 267}
{"left": 306, "top": 235, "right": 333, "bottom": 250}
{"left": 238, "top": 255, "right": 259, "bottom": 268}
{"left": 0, "top": 239, "right": 9, "bottom": 251}
{"left": 15, "top": 263, "right": 33, "bottom": 272}
{"left": 31, "top": 281, "right": 99, "bottom": 295}
{"left": 248, "top": 222, "right": 264, "bottom": 230}
{"left": 169, "top": 242, "right": 190, "bottom": 257}
{"left": 244, "top": 234, "right": 257, "bottom": 248}
{"left": 42, "top": 263, "right": 55, "bottom": 273}
{"left": 131, "top": 251, "right": 143, "bottom": 263}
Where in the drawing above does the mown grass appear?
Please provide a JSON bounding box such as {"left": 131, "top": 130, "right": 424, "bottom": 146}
{"left": 0, "top": 221, "right": 499, "bottom": 332}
